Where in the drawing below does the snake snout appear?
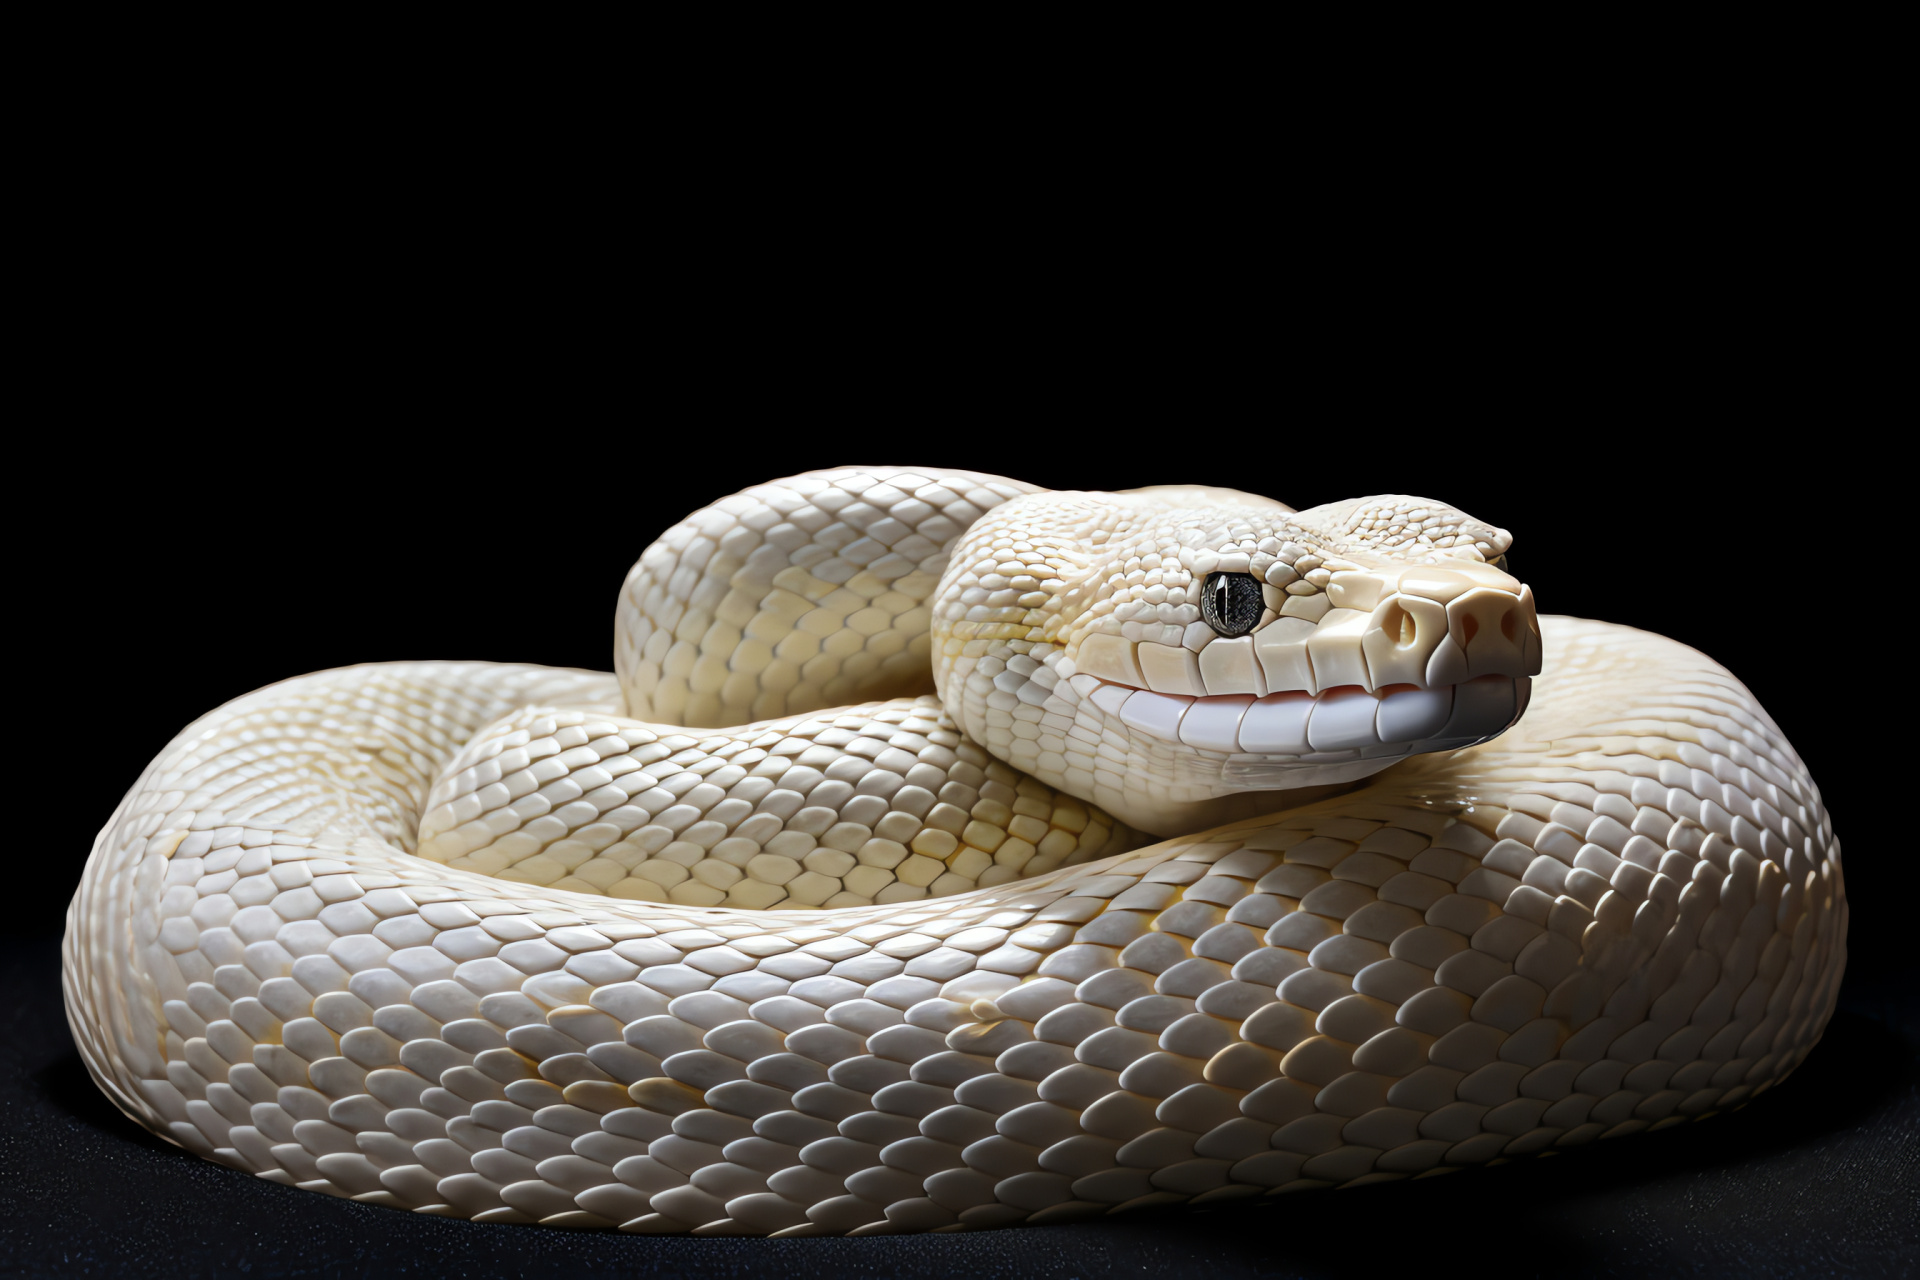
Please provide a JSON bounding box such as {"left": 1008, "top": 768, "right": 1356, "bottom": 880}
{"left": 1239, "top": 561, "right": 1540, "bottom": 697}
{"left": 1361, "top": 562, "right": 1541, "bottom": 690}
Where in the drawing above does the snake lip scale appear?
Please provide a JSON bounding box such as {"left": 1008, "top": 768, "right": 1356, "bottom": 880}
{"left": 63, "top": 467, "right": 1844, "bottom": 1237}
{"left": 1083, "top": 674, "right": 1528, "bottom": 761}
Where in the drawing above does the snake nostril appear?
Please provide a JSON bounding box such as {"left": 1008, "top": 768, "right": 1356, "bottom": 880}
{"left": 1460, "top": 614, "right": 1479, "bottom": 647}
{"left": 1501, "top": 610, "right": 1518, "bottom": 644}
{"left": 1380, "top": 601, "right": 1418, "bottom": 649}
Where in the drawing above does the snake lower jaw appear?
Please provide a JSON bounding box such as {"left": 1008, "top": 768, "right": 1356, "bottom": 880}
{"left": 1089, "top": 674, "right": 1530, "bottom": 771}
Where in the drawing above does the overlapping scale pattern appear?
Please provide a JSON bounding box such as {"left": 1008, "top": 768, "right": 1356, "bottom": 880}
{"left": 615, "top": 467, "right": 1040, "bottom": 728}
{"left": 64, "top": 470, "right": 1843, "bottom": 1237}
{"left": 415, "top": 699, "right": 1134, "bottom": 908}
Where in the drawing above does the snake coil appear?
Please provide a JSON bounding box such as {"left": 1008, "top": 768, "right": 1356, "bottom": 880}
{"left": 64, "top": 467, "right": 1844, "bottom": 1235}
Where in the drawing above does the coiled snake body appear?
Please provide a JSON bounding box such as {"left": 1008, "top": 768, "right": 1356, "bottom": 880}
{"left": 63, "top": 468, "right": 1845, "bottom": 1234}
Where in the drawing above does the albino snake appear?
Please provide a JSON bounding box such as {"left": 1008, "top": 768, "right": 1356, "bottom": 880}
{"left": 63, "top": 467, "right": 1845, "bottom": 1235}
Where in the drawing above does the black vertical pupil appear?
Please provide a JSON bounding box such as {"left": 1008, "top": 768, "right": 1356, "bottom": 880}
{"left": 1201, "top": 572, "right": 1263, "bottom": 636}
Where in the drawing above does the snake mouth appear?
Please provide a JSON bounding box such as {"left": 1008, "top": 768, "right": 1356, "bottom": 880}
{"left": 1070, "top": 673, "right": 1530, "bottom": 760}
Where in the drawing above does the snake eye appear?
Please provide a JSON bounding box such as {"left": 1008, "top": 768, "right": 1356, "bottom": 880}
{"left": 1490, "top": 554, "right": 1510, "bottom": 574}
{"left": 1201, "top": 572, "right": 1263, "bottom": 637}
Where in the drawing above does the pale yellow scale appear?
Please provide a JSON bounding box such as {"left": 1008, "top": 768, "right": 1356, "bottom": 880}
{"left": 62, "top": 466, "right": 1843, "bottom": 1237}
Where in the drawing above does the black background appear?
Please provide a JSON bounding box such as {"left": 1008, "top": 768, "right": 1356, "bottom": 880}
{"left": 7, "top": 128, "right": 1912, "bottom": 1275}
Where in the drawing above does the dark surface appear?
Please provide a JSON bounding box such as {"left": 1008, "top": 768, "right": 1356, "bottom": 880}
{"left": 16, "top": 436, "right": 1915, "bottom": 1276}
{"left": 3, "top": 937, "right": 1912, "bottom": 1279}
{"left": 16, "top": 109, "right": 1907, "bottom": 1271}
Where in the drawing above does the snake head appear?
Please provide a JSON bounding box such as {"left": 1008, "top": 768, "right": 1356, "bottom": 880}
{"left": 932, "top": 488, "right": 1542, "bottom": 834}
